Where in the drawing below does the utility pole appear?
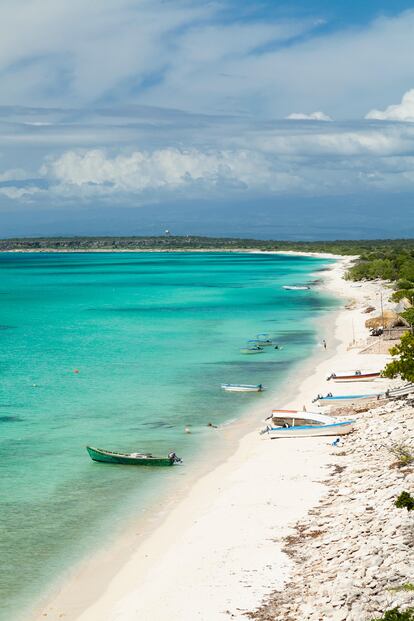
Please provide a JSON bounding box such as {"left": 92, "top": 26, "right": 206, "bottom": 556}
{"left": 379, "top": 289, "right": 384, "bottom": 326}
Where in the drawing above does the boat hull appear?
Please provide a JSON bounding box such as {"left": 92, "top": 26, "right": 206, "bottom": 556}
{"left": 87, "top": 446, "right": 176, "bottom": 466}
{"left": 264, "top": 421, "right": 354, "bottom": 438}
{"left": 222, "top": 384, "right": 263, "bottom": 392}
{"left": 240, "top": 349, "right": 264, "bottom": 355}
{"left": 329, "top": 372, "right": 380, "bottom": 382}
{"left": 315, "top": 394, "right": 381, "bottom": 405}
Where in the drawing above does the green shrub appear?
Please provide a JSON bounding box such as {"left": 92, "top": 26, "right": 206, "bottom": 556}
{"left": 390, "top": 444, "right": 414, "bottom": 467}
{"left": 401, "top": 309, "right": 414, "bottom": 327}
{"left": 391, "top": 289, "right": 414, "bottom": 304}
{"left": 383, "top": 333, "right": 414, "bottom": 383}
{"left": 396, "top": 279, "right": 414, "bottom": 291}
{"left": 371, "top": 607, "right": 414, "bottom": 621}
{"left": 395, "top": 491, "right": 414, "bottom": 511}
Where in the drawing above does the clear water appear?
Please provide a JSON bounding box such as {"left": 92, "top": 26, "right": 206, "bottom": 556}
{"left": 0, "top": 252, "right": 337, "bottom": 619}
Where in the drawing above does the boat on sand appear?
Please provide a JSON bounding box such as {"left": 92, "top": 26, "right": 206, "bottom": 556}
{"left": 327, "top": 370, "right": 381, "bottom": 382}
{"left": 260, "top": 409, "right": 354, "bottom": 438}
{"left": 313, "top": 383, "right": 414, "bottom": 405}
{"left": 313, "top": 393, "right": 382, "bottom": 405}
{"left": 86, "top": 446, "right": 182, "bottom": 466}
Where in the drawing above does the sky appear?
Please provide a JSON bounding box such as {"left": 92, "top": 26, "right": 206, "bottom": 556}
{"left": 1, "top": 0, "right": 414, "bottom": 239}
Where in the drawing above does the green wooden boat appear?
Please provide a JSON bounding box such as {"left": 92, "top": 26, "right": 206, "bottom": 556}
{"left": 86, "top": 446, "right": 182, "bottom": 466}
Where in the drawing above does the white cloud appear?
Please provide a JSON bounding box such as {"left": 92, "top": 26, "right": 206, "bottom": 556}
{"left": 366, "top": 88, "right": 414, "bottom": 122}
{"left": 0, "top": 185, "right": 41, "bottom": 199}
{"left": 43, "top": 147, "right": 298, "bottom": 194}
{"left": 285, "top": 112, "right": 333, "bottom": 121}
{"left": 0, "top": 168, "right": 30, "bottom": 182}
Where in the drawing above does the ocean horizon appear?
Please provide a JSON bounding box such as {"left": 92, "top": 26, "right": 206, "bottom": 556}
{"left": 0, "top": 251, "right": 338, "bottom": 620}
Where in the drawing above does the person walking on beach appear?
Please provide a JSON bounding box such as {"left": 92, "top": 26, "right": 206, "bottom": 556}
{"left": 322, "top": 339, "right": 327, "bottom": 350}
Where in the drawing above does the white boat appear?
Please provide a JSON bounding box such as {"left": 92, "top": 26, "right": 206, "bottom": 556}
{"left": 282, "top": 285, "right": 310, "bottom": 291}
{"left": 327, "top": 370, "right": 381, "bottom": 382}
{"left": 313, "top": 393, "right": 382, "bottom": 406}
{"left": 261, "top": 409, "right": 354, "bottom": 438}
{"left": 248, "top": 334, "right": 274, "bottom": 346}
{"left": 313, "top": 383, "right": 414, "bottom": 405}
{"left": 221, "top": 383, "right": 263, "bottom": 393}
{"left": 240, "top": 346, "right": 265, "bottom": 354}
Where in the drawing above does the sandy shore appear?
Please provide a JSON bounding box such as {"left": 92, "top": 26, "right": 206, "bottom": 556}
{"left": 33, "top": 256, "right": 395, "bottom": 621}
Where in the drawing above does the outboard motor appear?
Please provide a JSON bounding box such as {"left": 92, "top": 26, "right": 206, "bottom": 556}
{"left": 168, "top": 451, "right": 182, "bottom": 464}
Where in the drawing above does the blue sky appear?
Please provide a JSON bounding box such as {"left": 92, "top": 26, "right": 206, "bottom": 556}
{"left": 1, "top": 0, "right": 414, "bottom": 238}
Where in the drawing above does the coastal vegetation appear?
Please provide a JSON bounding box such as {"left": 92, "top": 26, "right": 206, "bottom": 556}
{"left": 383, "top": 333, "right": 414, "bottom": 383}
{"left": 0, "top": 235, "right": 413, "bottom": 258}
{"left": 394, "top": 492, "right": 414, "bottom": 512}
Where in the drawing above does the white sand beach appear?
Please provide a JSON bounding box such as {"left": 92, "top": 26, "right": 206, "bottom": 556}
{"left": 34, "top": 256, "right": 396, "bottom": 621}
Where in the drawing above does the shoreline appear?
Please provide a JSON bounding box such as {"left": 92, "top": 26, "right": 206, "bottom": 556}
{"left": 1, "top": 248, "right": 344, "bottom": 259}
{"left": 32, "top": 256, "right": 392, "bottom": 620}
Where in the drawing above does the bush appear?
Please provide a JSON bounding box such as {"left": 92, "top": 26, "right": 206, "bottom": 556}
{"left": 395, "top": 492, "right": 414, "bottom": 511}
{"left": 383, "top": 332, "right": 414, "bottom": 383}
{"left": 401, "top": 309, "right": 414, "bottom": 327}
{"left": 396, "top": 279, "right": 414, "bottom": 291}
{"left": 371, "top": 607, "right": 414, "bottom": 620}
{"left": 390, "top": 444, "right": 414, "bottom": 467}
{"left": 391, "top": 289, "right": 414, "bottom": 304}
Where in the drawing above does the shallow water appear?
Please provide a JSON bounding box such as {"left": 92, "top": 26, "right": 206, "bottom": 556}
{"left": 0, "top": 252, "right": 337, "bottom": 620}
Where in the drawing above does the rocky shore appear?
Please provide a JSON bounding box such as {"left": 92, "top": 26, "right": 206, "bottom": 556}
{"left": 248, "top": 396, "right": 414, "bottom": 621}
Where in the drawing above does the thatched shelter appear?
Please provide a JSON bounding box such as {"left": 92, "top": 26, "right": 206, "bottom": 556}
{"left": 365, "top": 310, "right": 409, "bottom": 329}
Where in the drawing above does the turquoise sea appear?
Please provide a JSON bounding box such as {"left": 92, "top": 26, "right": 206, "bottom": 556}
{"left": 0, "top": 252, "right": 337, "bottom": 620}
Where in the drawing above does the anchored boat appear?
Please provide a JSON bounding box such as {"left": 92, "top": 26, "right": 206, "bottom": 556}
{"left": 248, "top": 333, "right": 275, "bottom": 346}
{"left": 240, "top": 345, "right": 265, "bottom": 354}
{"left": 260, "top": 409, "right": 354, "bottom": 438}
{"left": 221, "top": 383, "right": 263, "bottom": 392}
{"left": 327, "top": 370, "right": 381, "bottom": 382}
{"left": 282, "top": 285, "right": 310, "bottom": 291}
{"left": 86, "top": 446, "right": 182, "bottom": 466}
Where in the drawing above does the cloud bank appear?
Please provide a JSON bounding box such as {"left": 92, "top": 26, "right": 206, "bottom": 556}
{"left": 1, "top": 4, "right": 414, "bottom": 214}
{"left": 366, "top": 89, "right": 414, "bottom": 122}
{"left": 285, "top": 112, "right": 333, "bottom": 121}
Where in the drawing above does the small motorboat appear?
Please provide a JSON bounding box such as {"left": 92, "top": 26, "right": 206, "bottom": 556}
{"left": 260, "top": 410, "right": 354, "bottom": 438}
{"left": 248, "top": 338, "right": 273, "bottom": 346}
{"left": 221, "top": 383, "right": 263, "bottom": 392}
{"left": 313, "top": 392, "right": 382, "bottom": 405}
{"left": 240, "top": 345, "right": 265, "bottom": 354}
{"left": 248, "top": 333, "right": 275, "bottom": 346}
{"left": 327, "top": 370, "right": 381, "bottom": 382}
{"left": 86, "top": 446, "right": 182, "bottom": 466}
{"left": 282, "top": 285, "right": 310, "bottom": 291}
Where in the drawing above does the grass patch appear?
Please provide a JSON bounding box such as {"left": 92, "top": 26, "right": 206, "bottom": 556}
{"left": 390, "top": 444, "right": 414, "bottom": 469}
{"left": 371, "top": 608, "right": 414, "bottom": 621}
{"left": 388, "top": 584, "right": 414, "bottom": 593}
